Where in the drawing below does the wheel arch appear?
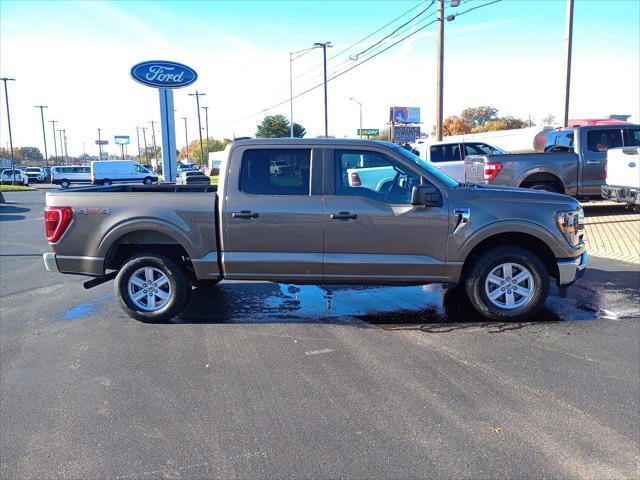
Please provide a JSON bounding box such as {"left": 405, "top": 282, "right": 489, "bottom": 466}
{"left": 518, "top": 170, "right": 565, "bottom": 192}
{"left": 461, "top": 231, "right": 559, "bottom": 282}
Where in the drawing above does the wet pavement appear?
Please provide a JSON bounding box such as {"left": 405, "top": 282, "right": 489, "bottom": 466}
{"left": 2, "top": 189, "right": 639, "bottom": 479}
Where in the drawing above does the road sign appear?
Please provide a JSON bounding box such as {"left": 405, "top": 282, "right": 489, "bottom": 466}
{"left": 95, "top": 140, "right": 109, "bottom": 145}
{"left": 390, "top": 107, "right": 421, "bottom": 124}
{"left": 114, "top": 135, "right": 130, "bottom": 145}
{"left": 393, "top": 126, "right": 421, "bottom": 143}
{"left": 358, "top": 129, "right": 379, "bottom": 136}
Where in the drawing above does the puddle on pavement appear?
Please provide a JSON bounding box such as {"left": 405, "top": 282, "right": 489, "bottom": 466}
{"left": 59, "top": 292, "right": 113, "bottom": 321}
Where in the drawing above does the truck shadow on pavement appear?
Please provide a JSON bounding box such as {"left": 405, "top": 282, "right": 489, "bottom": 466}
{"left": 0, "top": 204, "right": 30, "bottom": 221}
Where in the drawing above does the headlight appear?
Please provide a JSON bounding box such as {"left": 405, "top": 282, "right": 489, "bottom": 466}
{"left": 556, "top": 207, "right": 584, "bottom": 247}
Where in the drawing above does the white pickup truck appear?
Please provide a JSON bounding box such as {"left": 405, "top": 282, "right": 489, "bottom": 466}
{"left": 602, "top": 146, "right": 640, "bottom": 210}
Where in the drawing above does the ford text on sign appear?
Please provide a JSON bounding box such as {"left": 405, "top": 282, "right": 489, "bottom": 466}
{"left": 130, "top": 61, "right": 198, "bottom": 89}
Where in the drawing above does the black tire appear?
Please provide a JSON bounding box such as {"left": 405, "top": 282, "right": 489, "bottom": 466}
{"left": 527, "top": 182, "right": 561, "bottom": 193}
{"left": 103, "top": 179, "right": 112, "bottom": 186}
{"left": 115, "top": 254, "right": 191, "bottom": 323}
{"left": 143, "top": 177, "right": 153, "bottom": 185}
{"left": 60, "top": 179, "right": 70, "bottom": 189}
{"left": 464, "top": 246, "right": 549, "bottom": 321}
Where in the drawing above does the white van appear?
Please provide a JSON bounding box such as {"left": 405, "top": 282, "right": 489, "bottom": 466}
{"left": 91, "top": 160, "right": 158, "bottom": 186}
{"left": 51, "top": 165, "right": 92, "bottom": 188}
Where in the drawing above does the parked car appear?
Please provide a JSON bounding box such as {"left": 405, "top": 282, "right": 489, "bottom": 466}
{"left": 464, "top": 124, "right": 639, "bottom": 197}
{"left": 601, "top": 146, "right": 640, "bottom": 210}
{"left": 43, "top": 139, "right": 587, "bottom": 323}
{"left": 176, "top": 170, "right": 210, "bottom": 185}
{"left": 51, "top": 165, "right": 92, "bottom": 188}
{"left": 269, "top": 160, "right": 294, "bottom": 176}
{"left": 177, "top": 162, "right": 197, "bottom": 175}
{"left": 91, "top": 160, "right": 158, "bottom": 186}
{"left": 0, "top": 169, "right": 29, "bottom": 185}
{"left": 24, "top": 167, "right": 47, "bottom": 183}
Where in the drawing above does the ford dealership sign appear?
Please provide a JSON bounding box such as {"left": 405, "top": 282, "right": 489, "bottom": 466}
{"left": 130, "top": 60, "right": 197, "bottom": 89}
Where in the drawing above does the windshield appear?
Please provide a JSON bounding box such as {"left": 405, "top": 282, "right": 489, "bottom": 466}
{"left": 26, "top": 168, "right": 40, "bottom": 172}
{"left": 390, "top": 144, "right": 459, "bottom": 188}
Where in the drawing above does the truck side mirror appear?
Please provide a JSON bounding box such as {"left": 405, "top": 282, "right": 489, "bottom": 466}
{"left": 411, "top": 184, "right": 443, "bottom": 207}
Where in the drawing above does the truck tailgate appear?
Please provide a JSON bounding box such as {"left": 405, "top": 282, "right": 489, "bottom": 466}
{"left": 606, "top": 147, "right": 640, "bottom": 188}
{"left": 464, "top": 155, "right": 490, "bottom": 184}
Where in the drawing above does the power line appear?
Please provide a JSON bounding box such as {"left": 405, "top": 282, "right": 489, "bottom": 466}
{"left": 218, "top": 0, "right": 503, "bottom": 127}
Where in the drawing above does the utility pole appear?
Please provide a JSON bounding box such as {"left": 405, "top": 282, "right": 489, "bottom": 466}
{"left": 49, "top": 120, "right": 58, "bottom": 163}
{"left": 563, "top": 0, "right": 574, "bottom": 128}
{"left": 349, "top": 97, "right": 362, "bottom": 138}
{"left": 62, "top": 129, "right": 69, "bottom": 163}
{"left": 289, "top": 51, "right": 294, "bottom": 137}
{"left": 1, "top": 77, "right": 17, "bottom": 184}
{"left": 436, "top": 0, "right": 445, "bottom": 141}
{"left": 189, "top": 91, "right": 206, "bottom": 166}
{"left": 141, "top": 127, "right": 149, "bottom": 163}
{"left": 35, "top": 105, "right": 49, "bottom": 167}
{"left": 97, "top": 128, "right": 103, "bottom": 159}
{"left": 136, "top": 126, "right": 141, "bottom": 161}
{"left": 149, "top": 120, "right": 158, "bottom": 162}
{"left": 181, "top": 117, "right": 189, "bottom": 161}
{"left": 314, "top": 42, "right": 332, "bottom": 137}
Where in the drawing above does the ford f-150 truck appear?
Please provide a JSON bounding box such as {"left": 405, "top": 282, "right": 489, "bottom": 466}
{"left": 464, "top": 124, "right": 639, "bottom": 198}
{"left": 43, "top": 139, "right": 586, "bottom": 322}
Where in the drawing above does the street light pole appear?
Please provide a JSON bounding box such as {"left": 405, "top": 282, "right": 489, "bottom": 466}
{"left": 289, "top": 51, "right": 294, "bottom": 137}
{"left": 35, "top": 105, "right": 49, "bottom": 167}
{"left": 49, "top": 120, "right": 58, "bottom": 163}
{"left": 1, "top": 77, "right": 17, "bottom": 184}
{"left": 313, "top": 42, "right": 332, "bottom": 137}
{"left": 149, "top": 120, "right": 158, "bottom": 163}
{"left": 349, "top": 97, "right": 362, "bottom": 138}
{"left": 62, "top": 129, "right": 69, "bottom": 163}
{"left": 181, "top": 117, "right": 189, "bottom": 161}
{"left": 436, "top": 0, "right": 445, "bottom": 141}
{"left": 141, "top": 127, "right": 149, "bottom": 163}
{"left": 56, "top": 129, "right": 64, "bottom": 165}
{"left": 189, "top": 91, "right": 206, "bottom": 167}
{"left": 563, "top": 0, "right": 575, "bottom": 128}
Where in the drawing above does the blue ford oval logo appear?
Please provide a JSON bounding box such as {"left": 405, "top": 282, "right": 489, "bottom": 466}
{"left": 130, "top": 60, "right": 197, "bottom": 89}
{"left": 629, "top": 162, "right": 637, "bottom": 168}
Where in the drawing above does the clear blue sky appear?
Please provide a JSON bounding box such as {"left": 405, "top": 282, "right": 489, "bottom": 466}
{"left": 1, "top": 0, "right": 638, "bottom": 154}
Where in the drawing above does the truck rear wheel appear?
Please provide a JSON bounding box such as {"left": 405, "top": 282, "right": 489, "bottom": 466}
{"left": 60, "top": 179, "right": 70, "bottom": 188}
{"left": 115, "top": 254, "right": 191, "bottom": 323}
{"left": 465, "top": 246, "right": 549, "bottom": 321}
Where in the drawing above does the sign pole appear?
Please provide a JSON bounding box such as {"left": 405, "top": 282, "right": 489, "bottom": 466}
{"left": 120, "top": 143, "right": 125, "bottom": 160}
{"left": 159, "top": 88, "right": 177, "bottom": 182}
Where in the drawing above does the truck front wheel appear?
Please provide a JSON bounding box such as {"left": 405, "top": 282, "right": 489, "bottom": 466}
{"left": 465, "top": 246, "right": 549, "bottom": 321}
{"left": 115, "top": 254, "right": 191, "bottom": 323}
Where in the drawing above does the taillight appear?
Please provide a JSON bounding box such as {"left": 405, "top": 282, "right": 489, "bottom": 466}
{"left": 44, "top": 207, "right": 73, "bottom": 243}
{"left": 483, "top": 162, "right": 502, "bottom": 182}
{"left": 350, "top": 171, "right": 362, "bottom": 187}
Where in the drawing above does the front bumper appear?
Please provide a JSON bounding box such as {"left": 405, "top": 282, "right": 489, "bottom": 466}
{"left": 601, "top": 185, "right": 639, "bottom": 205}
{"left": 43, "top": 252, "right": 60, "bottom": 272}
{"left": 556, "top": 251, "right": 587, "bottom": 286}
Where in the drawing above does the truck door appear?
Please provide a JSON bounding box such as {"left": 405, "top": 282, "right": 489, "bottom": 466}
{"left": 221, "top": 146, "right": 324, "bottom": 282}
{"left": 323, "top": 148, "right": 449, "bottom": 282}
{"left": 580, "top": 128, "right": 623, "bottom": 196}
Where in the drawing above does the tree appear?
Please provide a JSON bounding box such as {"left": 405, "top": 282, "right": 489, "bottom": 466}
{"left": 256, "top": 114, "right": 306, "bottom": 138}
{"left": 442, "top": 116, "right": 472, "bottom": 136}
{"left": 178, "top": 137, "right": 232, "bottom": 165}
{"left": 473, "top": 116, "right": 527, "bottom": 133}
{"left": 542, "top": 114, "right": 556, "bottom": 125}
{"left": 460, "top": 106, "right": 498, "bottom": 129}
{"left": 20, "top": 146, "right": 43, "bottom": 163}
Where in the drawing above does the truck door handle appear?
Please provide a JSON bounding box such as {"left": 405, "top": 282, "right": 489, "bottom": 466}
{"left": 330, "top": 212, "right": 357, "bottom": 220}
{"left": 232, "top": 210, "right": 259, "bottom": 219}
{"left": 586, "top": 160, "right": 601, "bottom": 164}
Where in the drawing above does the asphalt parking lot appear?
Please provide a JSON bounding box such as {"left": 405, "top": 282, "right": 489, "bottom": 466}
{"left": 1, "top": 187, "right": 639, "bottom": 479}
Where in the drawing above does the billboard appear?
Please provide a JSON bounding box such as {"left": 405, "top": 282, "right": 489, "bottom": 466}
{"left": 393, "top": 126, "right": 421, "bottom": 143}
{"left": 114, "top": 135, "right": 130, "bottom": 145}
{"left": 391, "top": 107, "right": 420, "bottom": 124}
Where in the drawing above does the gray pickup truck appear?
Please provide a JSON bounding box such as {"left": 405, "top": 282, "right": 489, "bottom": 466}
{"left": 464, "top": 124, "right": 640, "bottom": 198}
{"left": 43, "top": 138, "right": 586, "bottom": 322}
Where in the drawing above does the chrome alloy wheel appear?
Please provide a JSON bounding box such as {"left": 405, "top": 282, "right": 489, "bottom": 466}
{"left": 127, "top": 267, "right": 172, "bottom": 311}
{"left": 484, "top": 262, "right": 535, "bottom": 310}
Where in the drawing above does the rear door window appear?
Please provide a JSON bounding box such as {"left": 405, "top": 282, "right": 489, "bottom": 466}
{"left": 239, "top": 149, "right": 310, "bottom": 195}
{"left": 464, "top": 143, "right": 502, "bottom": 156}
{"left": 624, "top": 127, "right": 640, "bottom": 146}
{"left": 586, "top": 129, "right": 623, "bottom": 152}
{"left": 429, "top": 144, "right": 462, "bottom": 163}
